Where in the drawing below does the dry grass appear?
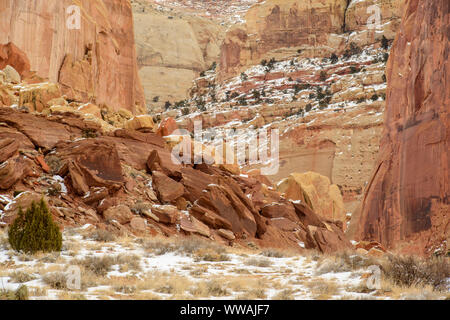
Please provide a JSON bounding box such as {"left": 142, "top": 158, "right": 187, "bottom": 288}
{"left": 306, "top": 279, "right": 339, "bottom": 299}
{"left": 8, "top": 270, "right": 36, "bottom": 283}
{"left": 273, "top": 289, "right": 296, "bottom": 300}
{"left": 244, "top": 257, "right": 273, "bottom": 268}
{"left": 42, "top": 272, "right": 68, "bottom": 289}
{"left": 85, "top": 229, "right": 116, "bottom": 242}
{"left": 315, "top": 250, "right": 380, "bottom": 275}
{"left": 381, "top": 255, "right": 449, "bottom": 292}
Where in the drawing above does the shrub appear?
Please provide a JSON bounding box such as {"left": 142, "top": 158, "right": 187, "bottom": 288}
{"left": 305, "top": 103, "right": 312, "bottom": 112}
{"left": 8, "top": 199, "right": 62, "bottom": 254}
{"left": 319, "top": 71, "right": 327, "bottom": 81}
{"left": 330, "top": 53, "right": 338, "bottom": 64}
{"left": 350, "top": 66, "right": 360, "bottom": 74}
{"left": 0, "top": 285, "right": 29, "bottom": 300}
{"left": 382, "top": 255, "right": 450, "bottom": 291}
{"left": 86, "top": 229, "right": 116, "bottom": 242}
{"left": 381, "top": 35, "right": 390, "bottom": 50}
{"left": 371, "top": 94, "right": 379, "bottom": 101}
{"left": 9, "top": 271, "right": 36, "bottom": 283}
{"left": 81, "top": 128, "right": 98, "bottom": 139}
{"left": 43, "top": 272, "right": 67, "bottom": 289}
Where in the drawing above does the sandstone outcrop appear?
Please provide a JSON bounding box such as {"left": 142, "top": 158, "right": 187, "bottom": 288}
{"left": 0, "top": 102, "right": 351, "bottom": 252}
{"left": 277, "top": 172, "right": 346, "bottom": 224}
{"left": 0, "top": 0, "right": 145, "bottom": 113}
{"left": 351, "top": 0, "right": 449, "bottom": 256}
{"left": 132, "top": 0, "right": 224, "bottom": 107}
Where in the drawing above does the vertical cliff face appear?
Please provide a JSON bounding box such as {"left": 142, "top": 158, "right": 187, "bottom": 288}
{"left": 354, "top": 0, "right": 449, "bottom": 255}
{"left": 0, "top": 0, "right": 145, "bottom": 113}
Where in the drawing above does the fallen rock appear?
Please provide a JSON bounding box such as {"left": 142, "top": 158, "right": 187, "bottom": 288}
{"left": 124, "top": 115, "right": 155, "bottom": 132}
{"left": 180, "top": 215, "right": 211, "bottom": 238}
{"left": 18, "top": 82, "right": 62, "bottom": 112}
{"left": 217, "top": 228, "right": 236, "bottom": 241}
{"left": 152, "top": 171, "right": 185, "bottom": 203}
{"left": 0, "top": 155, "right": 35, "bottom": 190}
{"left": 130, "top": 217, "right": 147, "bottom": 232}
{"left": 103, "top": 205, "right": 133, "bottom": 225}
{"left": 277, "top": 172, "right": 346, "bottom": 223}
{"left": 2, "top": 65, "right": 20, "bottom": 84}
{"left": 156, "top": 117, "right": 178, "bottom": 137}
{"left": 150, "top": 205, "right": 180, "bottom": 224}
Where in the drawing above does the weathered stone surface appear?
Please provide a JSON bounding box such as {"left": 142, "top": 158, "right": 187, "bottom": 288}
{"left": 151, "top": 205, "right": 180, "bottom": 224}
{"left": 0, "top": 42, "right": 31, "bottom": 77}
{"left": 2, "top": 65, "right": 20, "bottom": 84}
{"left": 132, "top": 1, "right": 224, "bottom": 107}
{"left": 0, "top": 138, "right": 19, "bottom": 163}
{"left": 0, "top": 0, "right": 145, "bottom": 113}
{"left": 0, "top": 156, "right": 35, "bottom": 190}
{"left": 220, "top": 0, "right": 348, "bottom": 78}
{"left": 180, "top": 215, "right": 211, "bottom": 237}
{"left": 130, "top": 217, "right": 147, "bottom": 232}
{"left": 124, "top": 115, "right": 155, "bottom": 132}
{"left": 55, "top": 138, "right": 125, "bottom": 195}
{"left": 277, "top": 172, "right": 346, "bottom": 223}
{"left": 152, "top": 171, "right": 185, "bottom": 203}
{"left": 352, "top": 0, "right": 449, "bottom": 256}
{"left": 103, "top": 205, "right": 133, "bottom": 224}
{"left": 156, "top": 117, "right": 178, "bottom": 137}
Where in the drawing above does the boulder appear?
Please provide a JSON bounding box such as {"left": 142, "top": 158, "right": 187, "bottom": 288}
{"left": 77, "top": 103, "right": 102, "bottom": 119}
{"left": 103, "top": 205, "right": 133, "bottom": 224}
{"left": 150, "top": 205, "right": 180, "bottom": 224}
{"left": 0, "top": 42, "right": 31, "bottom": 76}
{"left": 18, "top": 82, "right": 62, "bottom": 112}
{"left": 2, "top": 65, "right": 20, "bottom": 84}
{"left": 124, "top": 115, "right": 155, "bottom": 132}
{"left": 156, "top": 117, "right": 178, "bottom": 137}
{"left": 277, "top": 172, "right": 346, "bottom": 223}
{"left": 180, "top": 215, "right": 211, "bottom": 238}
{"left": 130, "top": 217, "right": 147, "bottom": 232}
{"left": 0, "top": 155, "right": 35, "bottom": 190}
{"left": 152, "top": 171, "right": 185, "bottom": 203}
{"left": 217, "top": 228, "right": 236, "bottom": 241}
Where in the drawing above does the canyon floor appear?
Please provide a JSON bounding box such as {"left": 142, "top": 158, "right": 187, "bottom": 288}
{"left": 0, "top": 226, "right": 448, "bottom": 300}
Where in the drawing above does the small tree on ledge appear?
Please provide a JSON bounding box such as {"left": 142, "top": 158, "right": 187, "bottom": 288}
{"left": 8, "top": 198, "right": 62, "bottom": 254}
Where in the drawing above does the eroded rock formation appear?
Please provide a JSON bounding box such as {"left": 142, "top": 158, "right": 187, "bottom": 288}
{"left": 0, "top": 0, "right": 145, "bottom": 113}
{"left": 352, "top": 0, "right": 449, "bottom": 256}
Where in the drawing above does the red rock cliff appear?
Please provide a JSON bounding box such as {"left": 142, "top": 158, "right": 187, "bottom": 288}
{"left": 354, "top": 0, "right": 449, "bottom": 255}
{"left": 0, "top": 0, "right": 145, "bottom": 113}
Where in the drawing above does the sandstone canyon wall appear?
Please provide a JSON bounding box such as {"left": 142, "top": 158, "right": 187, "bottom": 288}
{"left": 0, "top": 0, "right": 145, "bottom": 113}
{"left": 132, "top": 0, "right": 225, "bottom": 107}
{"left": 220, "top": 0, "right": 405, "bottom": 79}
{"left": 352, "top": 0, "right": 449, "bottom": 256}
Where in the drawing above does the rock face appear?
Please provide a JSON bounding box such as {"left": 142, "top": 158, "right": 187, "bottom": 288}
{"left": 352, "top": 0, "right": 449, "bottom": 256}
{"left": 0, "top": 0, "right": 145, "bottom": 113}
{"left": 277, "top": 172, "right": 346, "bottom": 224}
{"left": 132, "top": 0, "right": 224, "bottom": 107}
{"left": 219, "top": 0, "right": 405, "bottom": 79}
{"left": 220, "top": 0, "right": 347, "bottom": 78}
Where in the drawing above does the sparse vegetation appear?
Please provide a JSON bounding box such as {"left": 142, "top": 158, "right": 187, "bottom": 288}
{"left": 8, "top": 199, "right": 62, "bottom": 254}
{"left": 382, "top": 255, "right": 450, "bottom": 291}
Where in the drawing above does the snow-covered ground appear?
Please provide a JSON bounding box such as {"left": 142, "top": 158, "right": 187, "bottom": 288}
{"left": 1, "top": 226, "right": 447, "bottom": 300}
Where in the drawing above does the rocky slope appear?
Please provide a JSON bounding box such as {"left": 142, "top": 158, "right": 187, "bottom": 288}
{"left": 0, "top": 0, "right": 145, "bottom": 113}
{"left": 351, "top": 0, "right": 449, "bottom": 256}
{"left": 0, "top": 65, "right": 353, "bottom": 253}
